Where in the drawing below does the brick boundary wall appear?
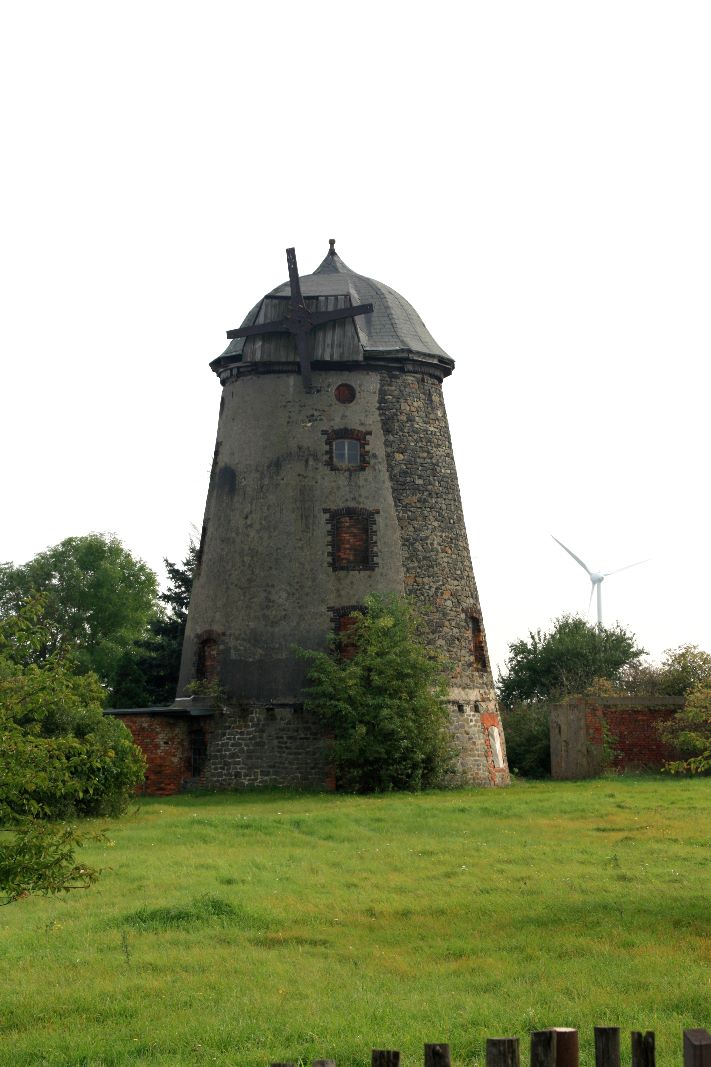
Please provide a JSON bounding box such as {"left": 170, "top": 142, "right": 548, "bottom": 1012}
{"left": 550, "top": 697, "right": 684, "bottom": 779}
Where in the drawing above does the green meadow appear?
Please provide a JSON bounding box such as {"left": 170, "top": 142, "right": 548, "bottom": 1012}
{"left": 1, "top": 778, "right": 710, "bottom": 1067}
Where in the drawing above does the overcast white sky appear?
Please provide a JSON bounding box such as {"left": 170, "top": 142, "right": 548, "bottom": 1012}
{"left": 2, "top": 1, "right": 709, "bottom": 676}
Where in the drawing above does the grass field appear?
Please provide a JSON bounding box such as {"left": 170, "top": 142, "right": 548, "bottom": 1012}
{"left": 1, "top": 778, "right": 710, "bottom": 1067}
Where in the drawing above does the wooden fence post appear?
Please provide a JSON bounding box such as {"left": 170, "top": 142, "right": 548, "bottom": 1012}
{"left": 425, "top": 1044, "right": 451, "bottom": 1067}
{"left": 631, "top": 1031, "right": 655, "bottom": 1067}
{"left": 531, "top": 1030, "right": 557, "bottom": 1067}
{"left": 372, "top": 1051, "right": 401, "bottom": 1067}
{"left": 486, "top": 1037, "right": 520, "bottom": 1067}
{"left": 313, "top": 1061, "right": 337, "bottom": 1067}
{"left": 684, "top": 1030, "right": 711, "bottom": 1067}
{"left": 595, "top": 1028, "right": 621, "bottom": 1067}
{"left": 549, "top": 1028, "right": 579, "bottom": 1067}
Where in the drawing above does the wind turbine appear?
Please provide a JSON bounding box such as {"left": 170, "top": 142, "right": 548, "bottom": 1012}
{"left": 552, "top": 536, "right": 648, "bottom": 627}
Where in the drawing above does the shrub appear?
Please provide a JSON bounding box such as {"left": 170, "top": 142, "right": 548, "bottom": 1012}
{"left": 0, "top": 599, "right": 146, "bottom": 902}
{"left": 299, "top": 594, "right": 453, "bottom": 792}
{"left": 661, "top": 683, "right": 711, "bottom": 775}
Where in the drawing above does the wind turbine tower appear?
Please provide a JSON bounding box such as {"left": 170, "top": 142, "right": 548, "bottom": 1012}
{"left": 552, "top": 536, "right": 647, "bottom": 627}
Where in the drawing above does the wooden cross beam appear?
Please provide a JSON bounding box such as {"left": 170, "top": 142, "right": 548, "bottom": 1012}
{"left": 226, "top": 244, "right": 373, "bottom": 391}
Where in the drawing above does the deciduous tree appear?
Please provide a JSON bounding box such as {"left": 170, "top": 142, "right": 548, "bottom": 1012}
{"left": 0, "top": 534, "right": 158, "bottom": 694}
{"left": 497, "top": 614, "right": 644, "bottom": 707}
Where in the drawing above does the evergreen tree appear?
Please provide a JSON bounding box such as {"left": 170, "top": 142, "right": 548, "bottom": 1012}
{"left": 112, "top": 540, "right": 197, "bottom": 707}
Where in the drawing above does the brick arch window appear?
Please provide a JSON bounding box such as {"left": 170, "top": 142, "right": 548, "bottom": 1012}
{"left": 322, "top": 428, "right": 371, "bottom": 471}
{"left": 329, "top": 604, "right": 366, "bottom": 660}
{"left": 195, "top": 631, "right": 220, "bottom": 683}
{"left": 467, "top": 613, "right": 488, "bottom": 672}
{"left": 324, "top": 508, "right": 379, "bottom": 571}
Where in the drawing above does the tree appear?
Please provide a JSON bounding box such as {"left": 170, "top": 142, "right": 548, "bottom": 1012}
{"left": 497, "top": 615, "right": 645, "bottom": 707}
{"left": 112, "top": 539, "right": 197, "bottom": 707}
{"left": 0, "top": 534, "right": 158, "bottom": 694}
{"left": 0, "top": 599, "right": 146, "bottom": 903}
{"left": 299, "top": 594, "right": 452, "bottom": 792}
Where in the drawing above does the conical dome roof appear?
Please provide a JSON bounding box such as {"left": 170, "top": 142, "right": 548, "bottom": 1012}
{"left": 213, "top": 244, "right": 453, "bottom": 371}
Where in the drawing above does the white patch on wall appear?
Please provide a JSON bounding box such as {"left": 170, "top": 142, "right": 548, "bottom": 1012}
{"left": 488, "top": 725, "right": 504, "bottom": 769}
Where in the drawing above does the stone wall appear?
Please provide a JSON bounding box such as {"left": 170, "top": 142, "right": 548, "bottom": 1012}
{"left": 550, "top": 697, "right": 684, "bottom": 778}
{"left": 448, "top": 703, "right": 509, "bottom": 787}
{"left": 203, "top": 704, "right": 333, "bottom": 790}
{"left": 377, "top": 371, "right": 492, "bottom": 690}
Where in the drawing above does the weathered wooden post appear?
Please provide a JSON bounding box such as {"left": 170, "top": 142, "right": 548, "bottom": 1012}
{"left": 631, "top": 1031, "right": 655, "bottom": 1067}
{"left": 549, "top": 1028, "right": 579, "bottom": 1067}
{"left": 684, "top": 1029, "right": 711, "bottom": 1067}
{"left": 594, "top": 1027, "right": 621, "bottom": 1067}
{"left": 313, "top": 1060, "right": 337, "bottom": 1066}
{"left": 531, "top": 1030, "right": 557, "bottom": 1067}
{"left": 486, "top": 1037, "right": 520, "bottom": 1067}
{"left": 425, "top": 1043, "right": 452, "bottom": 1067}
{"left": 372, "top": 1051, "right": 401, "bottom": 1067}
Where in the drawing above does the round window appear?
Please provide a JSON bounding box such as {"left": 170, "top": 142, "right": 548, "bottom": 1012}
{"left": 334, "top": 383, "right": 356, "bottom": 404}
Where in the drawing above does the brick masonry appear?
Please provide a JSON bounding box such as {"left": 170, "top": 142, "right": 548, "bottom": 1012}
{"left": 111, "top": 712, "right": 197, "bottom": 796}
{"left": 550, "top": 697, "right": 684, "bottom": 778}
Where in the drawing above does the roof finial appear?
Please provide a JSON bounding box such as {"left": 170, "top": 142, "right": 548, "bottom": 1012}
{"left": 328, "top": 238, "right": 336, "bottom": 256}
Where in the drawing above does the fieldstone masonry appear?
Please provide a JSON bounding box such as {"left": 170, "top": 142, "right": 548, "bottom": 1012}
{"left": 118, "top": 244, "right": 510, "bottom": 794}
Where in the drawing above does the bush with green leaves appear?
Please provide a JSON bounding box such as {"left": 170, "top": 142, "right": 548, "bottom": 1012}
{"left": 660, "top": 683, "right": 711, "bottom": 775}
{"left": 300, "top": 594, "right": 452, "bottom": 792}
{"left": 0, "top": 599, "right": 145, "bottom": 903}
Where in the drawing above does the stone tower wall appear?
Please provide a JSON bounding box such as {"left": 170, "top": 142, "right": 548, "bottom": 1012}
{"left": 177, "top": 362, "right": 508, "bottom": 789}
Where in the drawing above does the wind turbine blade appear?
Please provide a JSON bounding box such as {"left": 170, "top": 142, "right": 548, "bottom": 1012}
{"left": 588, "top": 583, "right": 594, "bottom": 612}
{"left": 552, "top": 535, "right": 592, "bottom": 575}
{"left": 603, "top": 559, "right": 650, "bottom": 577}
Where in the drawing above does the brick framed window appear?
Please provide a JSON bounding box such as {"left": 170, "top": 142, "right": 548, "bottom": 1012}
{"left": 466, "top": 613, "right": 488, "bottom": 672}
{"left": 324, "top": 507, "right": 379, "bottom": 570}
{"left": 328, "top": 604, "right": 365, "bottom": 660}
{"left": 322, "top": 428, "right": 371, "bottom": 471}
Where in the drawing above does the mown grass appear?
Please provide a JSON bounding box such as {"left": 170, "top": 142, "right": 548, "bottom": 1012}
{"left": 1, "top": 778, "right": 710, "bottom": 1066}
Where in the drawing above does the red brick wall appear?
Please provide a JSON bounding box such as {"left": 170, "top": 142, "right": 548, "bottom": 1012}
{"left": 584, "top": 701, "right": 681, "bottom": 770}
{"left": 334, "top": 513, "right": 369, "bottom": 567}
{"left": 115, "top": 714, "right": 192, "bottom": 796}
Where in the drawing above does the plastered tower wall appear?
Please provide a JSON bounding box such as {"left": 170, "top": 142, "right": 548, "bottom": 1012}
{"left": 177, "top": 246, "right": 509, "bottom": 789}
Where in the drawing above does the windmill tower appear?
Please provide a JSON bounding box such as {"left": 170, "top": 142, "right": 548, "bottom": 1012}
{"left": 177, "top": 241, "right": 509, "bottom": 788}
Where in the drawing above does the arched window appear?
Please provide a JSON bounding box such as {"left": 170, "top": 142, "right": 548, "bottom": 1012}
{"left": 468, "top": 614, "right": 488, "bottom": 672}
{"left": 329, "top": 604, "right": 366, "bottom": 660}
{"left": 196, "top": 634, "right": 219, "bottom": 683}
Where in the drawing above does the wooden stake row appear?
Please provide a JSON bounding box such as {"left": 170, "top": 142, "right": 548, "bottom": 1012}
{"left": 271, "top": 1026, "right": 711, "bottom": 1067}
